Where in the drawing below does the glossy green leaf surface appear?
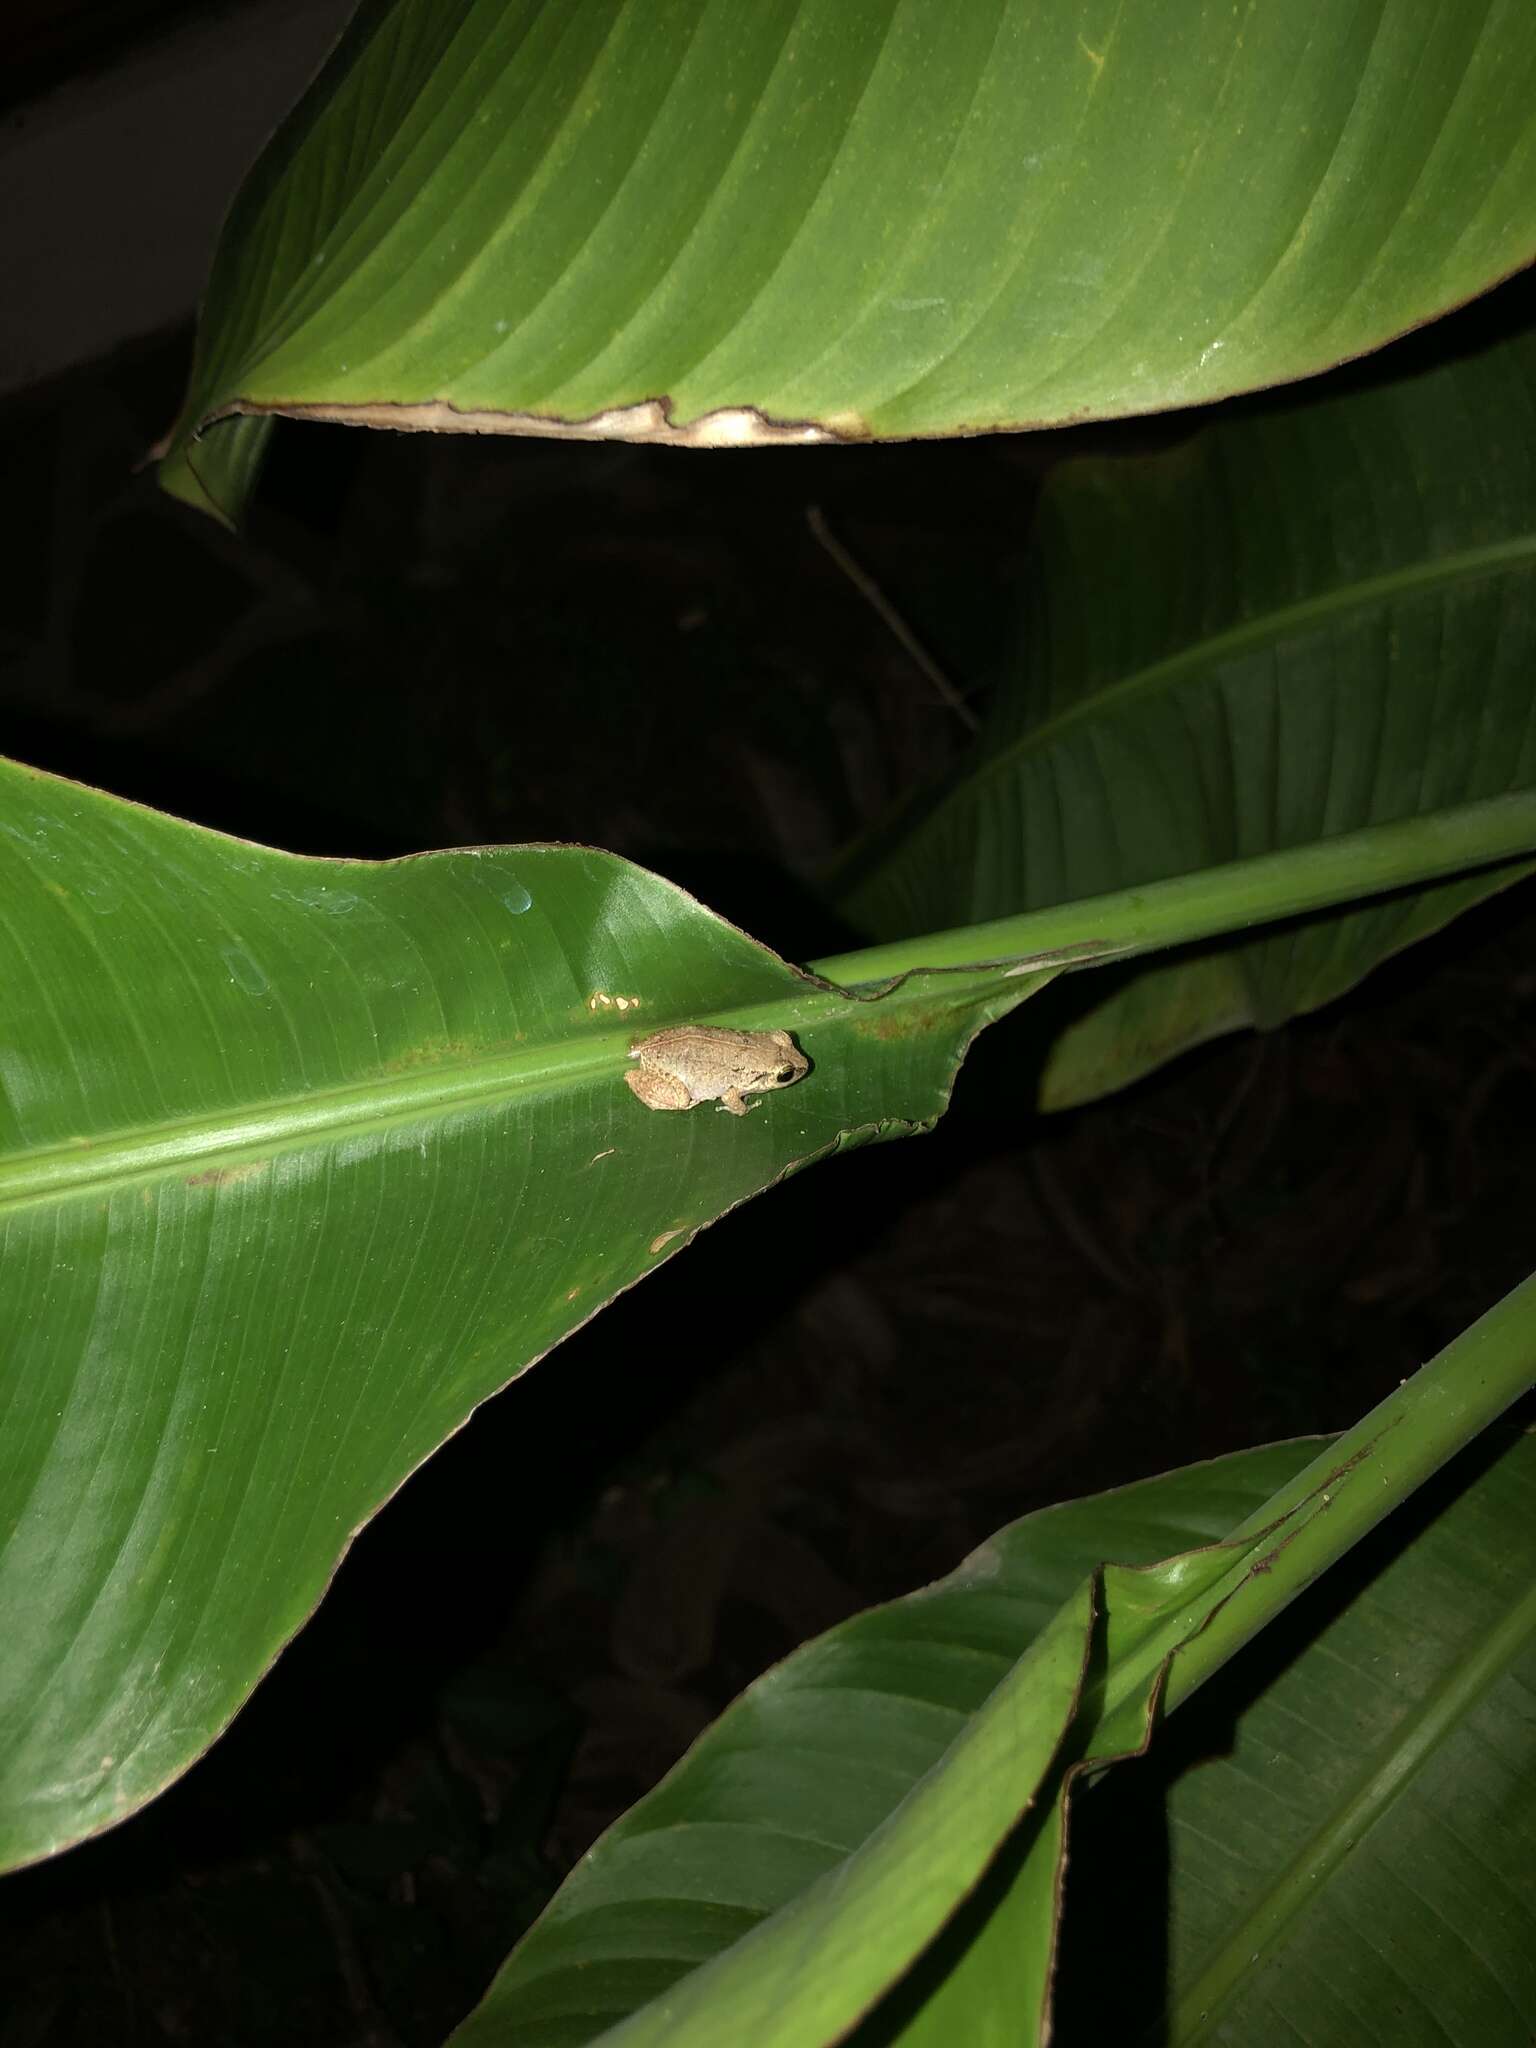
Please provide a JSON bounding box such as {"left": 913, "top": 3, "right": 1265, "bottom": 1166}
{"left": 0, "top": 758, "right": 1034, "bottom": 1871}
{"left": 159, "top": 0, "right": 1536, "bottom": 523}
{"left": 452, "top": 1442, "right": 1313, "bottom": 2046}
{"left": 468, "top": 1588, "right": 1093, "bottom": 2048}
{"left": 858, "top": 1267, "right": 1536, "bottom": 2047}
{"left": 1057, "top": 1429, "right": 1536, "bottom": 2046}
{"left": 837, "top": 325, "right": 1536, "bottom": 1108}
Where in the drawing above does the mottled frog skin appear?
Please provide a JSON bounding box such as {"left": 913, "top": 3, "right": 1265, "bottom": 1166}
{"left": 624, "top": 1026, "right": 809, "bottom": 1115}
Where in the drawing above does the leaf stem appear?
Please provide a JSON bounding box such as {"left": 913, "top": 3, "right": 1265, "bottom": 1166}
{"left": 1162, "top": 1265, "right": 1536, "bottom": 1720}
{"left": 809, "top": 791, "right": 1536, "bottom": 988}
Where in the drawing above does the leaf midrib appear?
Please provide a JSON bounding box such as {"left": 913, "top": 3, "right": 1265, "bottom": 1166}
{"left": 0, "top": 1037, "right": 623, "bottom": 1217}
{"left": 0, "top": 958, "right": 976, "bottom": 1214}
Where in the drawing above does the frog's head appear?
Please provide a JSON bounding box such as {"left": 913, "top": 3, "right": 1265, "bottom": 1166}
{"left": 763, "top": 1030, "right": 810, "bottom": 1087}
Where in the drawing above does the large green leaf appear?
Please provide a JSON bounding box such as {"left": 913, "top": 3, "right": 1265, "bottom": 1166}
{"left": 837, "top": 323, "right": 1536, "bottom": 1108}
{"left": 0, "top": 757, "right": 1037, "bottom": 1872}
{"left": 458, "top": 1582, "right": 1098, "bottom": 2048}
{"left": 159, "top": 0, "right": 1536, "bottom": 523}
{"left": 1055, "top": 1428, "right": 1536, "bottom": 2045}
{"left": 450, "top": 1441, "right": 1310, "bottom": 2048}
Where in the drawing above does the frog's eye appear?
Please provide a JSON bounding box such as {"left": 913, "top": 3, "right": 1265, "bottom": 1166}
{"left": 773, "top": 1064, "right": 797, "bottom": 1083}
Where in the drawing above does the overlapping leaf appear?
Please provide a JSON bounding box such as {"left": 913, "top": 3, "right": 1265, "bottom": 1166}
{"left": 837, "top": 326, "right": 1536, "bottom": 1106}
{"left": 449, "top": 1442, "right": 1313, "bottom": 2045}
{"left": 1055, "top": 1430, "right": 1536, "bottom": 2045}
{"left": 458, "top": 1412, "right": 1536, "bottom": 2048}
{"left": 159, "top": 0, "right": 1536, "bottom": 522}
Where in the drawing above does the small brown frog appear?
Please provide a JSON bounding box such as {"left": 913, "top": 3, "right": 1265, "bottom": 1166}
{"left": 623, "top": 1025, "right": 809, "bottom": 1116}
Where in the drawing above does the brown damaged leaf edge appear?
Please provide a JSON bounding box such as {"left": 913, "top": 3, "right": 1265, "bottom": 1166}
{"left": 161, "top": 248, "right": 1536, "bottom": 487}
{"left": 217, "top": 393, "right": 869, "bottom": 449}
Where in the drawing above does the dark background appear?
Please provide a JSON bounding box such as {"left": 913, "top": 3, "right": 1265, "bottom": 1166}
{"left": 3, "top": 28, "right": 1535, "bottom": 2038}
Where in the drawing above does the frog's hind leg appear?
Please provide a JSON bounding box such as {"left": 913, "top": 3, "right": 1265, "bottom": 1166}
{"left": 624, "top": 1067, "right": 694, "bottom": 1111}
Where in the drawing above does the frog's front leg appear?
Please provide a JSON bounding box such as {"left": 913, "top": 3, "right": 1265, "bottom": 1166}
{"left": 716, "top": 1088, "right": 755, "bottom": 1116}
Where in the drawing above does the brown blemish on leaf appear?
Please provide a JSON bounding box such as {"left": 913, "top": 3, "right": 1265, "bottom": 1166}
{"left": 185, "top": 1160, "right": 270, "bottom": 1189}
{"left": 857, "top": 1008, "right": 941, "bottom": 1043}
{"left": 378, "top": 1037, "right": 531, "bottom": 1073}
{"left": 402, "top": 1040, "right": 476, "bottom": 1068}
{"left": 649, "top": 1228, "right": 687, "bottom": 1256}
{"left": 817, "top": 408, "right": 873, "bottom": 439}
